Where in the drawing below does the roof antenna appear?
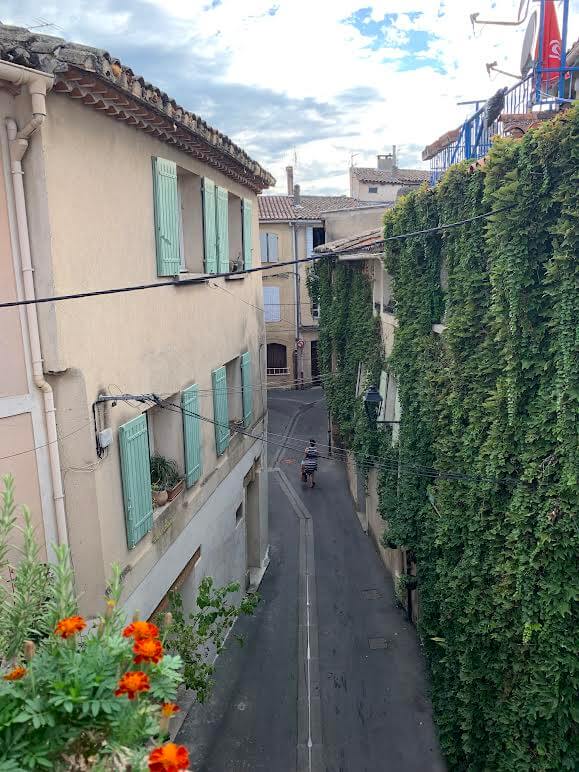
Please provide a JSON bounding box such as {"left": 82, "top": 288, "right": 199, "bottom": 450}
{"left": 350, "top": 152, "right": 359, "bottom": 167}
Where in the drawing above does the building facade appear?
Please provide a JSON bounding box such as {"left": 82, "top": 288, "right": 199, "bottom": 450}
{"left": 349, "top": 147, "right": 430, "bottom": 202}
{"left": 259, "top": 168, "right": 390, "bottom": 389}
{"left": 0, "top": 26, "right": 274, "bottom": 620}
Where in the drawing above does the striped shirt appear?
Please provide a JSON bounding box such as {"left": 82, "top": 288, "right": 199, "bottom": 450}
{"left": 303, "top": 457, "right": 317, "bottom": 472}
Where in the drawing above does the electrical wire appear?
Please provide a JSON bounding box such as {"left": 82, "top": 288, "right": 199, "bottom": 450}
{"left": 152, "top": 397, "right": 516, "bottom": 487}
{"left": 0, "top": 206, "right": 514, "bottom": 310}
{"left": 0, "top": 418, "right": 96, "bottom": 462}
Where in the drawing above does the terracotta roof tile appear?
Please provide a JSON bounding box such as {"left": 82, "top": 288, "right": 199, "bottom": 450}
{"left": 0, "top": 24, "right": 274, "bottom": 190}
{"left": 351, "top": 167, "right": 429, "bottom": 184}
{"left": 258, "top": 195, "right": 390, "bottom": 221}
{"left": 314, "top": 227, "right": 384, "bottom": 254}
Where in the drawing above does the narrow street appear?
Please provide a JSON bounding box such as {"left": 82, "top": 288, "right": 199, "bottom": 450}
{"left": 177, "top": 389, "right": 444, "bottom": 772}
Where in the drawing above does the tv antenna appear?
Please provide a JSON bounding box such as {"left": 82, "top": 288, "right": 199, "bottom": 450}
{"left": 470, "top": 0, "right": 530, "bottom": 29}
{"left": 29, "top": 17, "right": 64, "bottom": 32}
{"left": 349, "top": 152, "right": 359, "bottom": 167}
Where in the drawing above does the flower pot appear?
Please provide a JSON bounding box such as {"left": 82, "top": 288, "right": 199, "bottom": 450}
{"left": 152, "top": 489, "right": 168, "bottom": 507}
{"left": 167, "top": 479, "right": 184, "bottom": 502}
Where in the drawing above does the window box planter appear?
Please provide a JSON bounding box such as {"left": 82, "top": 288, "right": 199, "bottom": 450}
{"left": 167, "top": 478, "right": 185, "bottom": 502}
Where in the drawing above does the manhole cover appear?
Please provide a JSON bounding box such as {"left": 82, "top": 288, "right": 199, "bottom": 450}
{"left": 368, "top": 637, "right": 388, "bottom": 650}
{"left": 362, "top": 589, "right": 380, "bottom": 600}
{"left": 281, "top": 458, "right": 295, "bottom": 464}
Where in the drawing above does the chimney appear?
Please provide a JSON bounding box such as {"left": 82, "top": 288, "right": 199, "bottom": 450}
{"left": 392, "top": 145, "right": 397, "bottom": 169}
{"left": 286, "top": 165, "right": 294, "bottom": 196}
{"left": 293, "top": 183, "right": 301, "bottom": 205}
{"left": 377, "top": 153, "right": 394, "bottom": 172}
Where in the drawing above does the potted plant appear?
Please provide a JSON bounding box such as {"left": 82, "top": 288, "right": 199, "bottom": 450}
{"left": 150, "top": 455, "right": 182, "bottom": 506}
{"left": 397, "top": 573, "right": 418, "bottom": 592}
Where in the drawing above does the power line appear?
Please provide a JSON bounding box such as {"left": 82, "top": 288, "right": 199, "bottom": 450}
{"left": 0, "top": 206, "right": 513, "bottom": 310}
{"left": 153, "top": 397, "right": 515, "bottom": 487}
{"left": 0, "top": 418, "right": 95, "bottom": 462}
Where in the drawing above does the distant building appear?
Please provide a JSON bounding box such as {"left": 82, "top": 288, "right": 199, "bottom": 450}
{"left": 349, "top": 146, "right": 430, "bottom": 202}
{"left": 0, "top": 25, "right": 273, "bottom": 620}
{"left": 258, "top": 167, "right": 391, "bottom": 388}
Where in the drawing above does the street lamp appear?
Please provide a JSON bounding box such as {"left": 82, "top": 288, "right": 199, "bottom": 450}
{"left": 363, "top": 385, "right": 401, "bottom": 428}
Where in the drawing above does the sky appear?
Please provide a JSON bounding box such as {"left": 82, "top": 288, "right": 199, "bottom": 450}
{"left": 2, "top": 1, "right": 578, "bottom": 194}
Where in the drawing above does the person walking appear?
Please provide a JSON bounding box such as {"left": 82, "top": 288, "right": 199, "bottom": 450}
{"left": 301, "top": 439, "right": 319, "bottom": 488}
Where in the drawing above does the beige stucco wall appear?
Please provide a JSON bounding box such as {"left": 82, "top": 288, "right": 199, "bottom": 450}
{"left": 0, "top": 102, "right": 45, "bottom": 557}
{"left": 349, "top": 172, "right": 400, "bottom": 203}
{"left": 18, "top": 92, "right": 268, "bottom": 615}
{"left": 260, "top": 220, "right": 320, "bottom": 388}
{"left": 0, "top": 138, "right": 28, "bottom": 398}
{"left": 324, "top": 206, "right": 388, "bottom": 243}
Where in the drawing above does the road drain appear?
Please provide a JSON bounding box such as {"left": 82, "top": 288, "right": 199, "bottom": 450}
{"left": 368, "top": 637, "right": 389, "bottom": 650}
{"left": 362, "top": 589, "right": 380, "bottom": 600}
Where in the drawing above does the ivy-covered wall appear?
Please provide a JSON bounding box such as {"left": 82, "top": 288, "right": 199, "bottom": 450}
{"left": 310, "top": 107, "right": 578, "bottom": 771}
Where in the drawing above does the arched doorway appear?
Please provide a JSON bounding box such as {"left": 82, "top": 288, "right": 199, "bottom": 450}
{"left": 266, "top": 343, "right": 288, "bottom": 376}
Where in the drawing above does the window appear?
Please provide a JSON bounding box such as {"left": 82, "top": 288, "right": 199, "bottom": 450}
{"left": 212, "top": 353, "right": 253, "bottom": 455}
{"left": 355, "top": 363, "right": 367, "bottom": 397}
{"left": 263, "top": 286, "right": 281, "bottom": 322}
{"left": 267, "top": 343, "right": 288, "bottom": 376}
{"left": 235, "top": 503, "right": 244, "bottom": 525}
{"left": 216, "top": 185, "right": 229, "bottom": 273}
{"left": 146, "top": 396, "right": 185, "bottom": 476}
{"left": 368, "top": 186, "right": 378, "bottom": 193}
{"left": 311, "top": 301, "right": 320, "bottom": 319}
{"left": 260, "top": 232, "right": 279, "bottom": 262}
{"left": 152, "top": 158, "right": 180, "bottom": 277}
{"left": 313, "top": 227, "right": 325, "bottom": 249}
{"left": 228, "top": 192, "right": 243, "bottom": 272}
{"left": 177, "top": 167, "right": 204, "bottom": 274}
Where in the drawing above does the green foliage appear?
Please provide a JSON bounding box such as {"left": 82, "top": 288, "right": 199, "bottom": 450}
{"left": 313, "top": 108, "right": 579, "bottom": 770}
{"left": 0, "top": 474, "right": 258, "bottom": 770}
{"left": 306, "top": 257, "right": 388, "bottom": 474}
{"left": 149, "top": 455, "right": 180, "bottom": 490}
{"left": 163, "top": 577, "right": 258, "bottom": 702}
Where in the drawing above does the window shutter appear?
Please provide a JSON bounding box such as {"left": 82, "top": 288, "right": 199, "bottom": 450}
{"left": 267, "top": 233, "right": 279, "bottom": 262}
{"left": 216, "top": 186, "right": 229, "bottom": 273}
{"left": 211, "top": 366, "right": 230, "bottom": 455}
{"left": 260, "top": 232, "right": 268, "bottom": 262}
{"left": 119, "top": 414, "right": 153, "bottom": 549}
{"left": 263, "top": 286, "right": 281, "bottom": 322}
{"left": 242, "top": 198, "right": 253, "bottom": 270}
{"left": 241, "top": 351, "right": 253, "bottom": 427}
{"left": 152, "top": 158, "right": 181, "bottom": 276}
{"left": 306, "top": 226, "right": 314, "bottom": 258}
{"left": 182, "top": 384, "right": 202, "bottom": 487}
{"left": 203, "top": 178, "right": 217, "bottom": 274}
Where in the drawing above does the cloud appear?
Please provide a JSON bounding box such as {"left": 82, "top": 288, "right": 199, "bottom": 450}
{"left": 2, "top": 0, "right": 579, "bottom": 194}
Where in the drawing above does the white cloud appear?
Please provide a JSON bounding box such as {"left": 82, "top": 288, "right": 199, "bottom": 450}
{"left": 4, "top": 0, "right": 579, "bottom": 193}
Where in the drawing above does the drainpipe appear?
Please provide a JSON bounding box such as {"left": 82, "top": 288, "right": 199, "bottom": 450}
{"left": 289, "top": 221, "right": 303, "bottom": 389}
{"left": 1, "top": 63, "right": 68, "bottom": 546}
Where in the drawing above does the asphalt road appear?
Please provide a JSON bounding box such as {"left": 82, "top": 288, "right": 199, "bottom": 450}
{"left": 177, "top": 389, "right": 444, "bottom": 772}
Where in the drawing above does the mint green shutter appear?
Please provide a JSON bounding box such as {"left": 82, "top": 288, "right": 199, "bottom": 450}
{"left": 152, "top": 157, "right": 181, "bottom": 276}
{"left": 119, "top": 414, "right": 153, "bottom": 549}
{"left": 242, "top": 199, "right": 253, "bottom": 270}
{"left": 241, "top": 351, "right": 253, "bottom": 427}
{"left": 182, "top": 384, "right": 202, "bottom": 487}
{"left": 216, "top": 186, "right": 229, "bottom": 273}
{"left": 203, "top": 178, "right": 217, "bottom": 274}
{"left": 212, "top": 366, "right": 230, "bottom": 455}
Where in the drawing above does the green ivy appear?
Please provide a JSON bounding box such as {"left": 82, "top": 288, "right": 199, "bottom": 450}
{"left": 310, "top": 106, "right": 579, "bottom": 771}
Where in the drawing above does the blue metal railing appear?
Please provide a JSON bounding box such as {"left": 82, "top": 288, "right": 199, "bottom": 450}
{"left": 429, "top": 63, "right": 578, "bottom": 185}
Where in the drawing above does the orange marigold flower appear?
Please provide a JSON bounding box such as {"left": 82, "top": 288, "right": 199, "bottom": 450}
{"left": 54, "top": 615, "right": 86, "bottom": 639}
{"left": 133, "top": 637, "right": 163, "bottom": 664}
{"left": 3, "top": 666, "right": 27, "bottom": 681}
{"left": 148, "top": 742, "right": 190, "bottom": 771}
{"left": 122, "top": 620, "right": 159, "bottom": 640}
{"left": 161, "top": 702, "right": 180, "bottom": 717}
{"left": 114, "top": 670, "right": 150, "bottom": 700}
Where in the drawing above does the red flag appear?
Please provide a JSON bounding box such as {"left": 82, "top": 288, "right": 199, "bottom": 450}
{"left": 535, "top": 1, "right": 561, "bottom": 83}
